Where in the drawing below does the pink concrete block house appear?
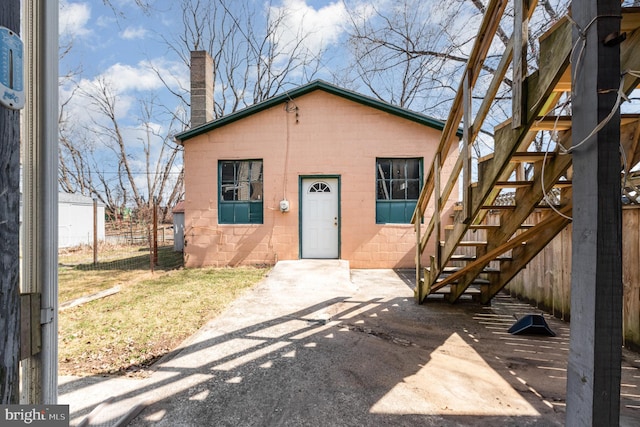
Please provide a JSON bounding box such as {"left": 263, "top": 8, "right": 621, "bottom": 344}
{"left": 175, "top": 51, "right": 457, "bottom": 268}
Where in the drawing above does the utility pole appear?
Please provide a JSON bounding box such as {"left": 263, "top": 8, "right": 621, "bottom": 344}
{"left": 0, "top": 0, "right": 22, "bottom": 404}
{"left": 21, "top": 0, "right": 59, "bottom": 404}
{"left": 566, "top": 0, "right": 622, "bottom": 425}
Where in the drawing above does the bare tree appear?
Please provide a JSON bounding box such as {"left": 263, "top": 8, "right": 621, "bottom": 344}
{"left": 101, "top": 0, "right": 153, "bottom": 16}
{"left": 341, "top": 0, "right": 485, "bottom": 116}
{"left": 58, "top": 77, "right": 183, "bottom": 222}
{"left": 58, "top": 0, "right": 574, "bottom": 214}
{"left": 157, "top": 0, "right": 325, "bottom": 125}
{"left": 341, "top": 0, "right": 570, "bottom": 120}
{"left": 60, "top": 0, "right": 327, "bottom": 220}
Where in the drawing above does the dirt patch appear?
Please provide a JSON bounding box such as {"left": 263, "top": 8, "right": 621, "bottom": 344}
{"left": 59, "top": 338, "right": 175, "bottom": 378}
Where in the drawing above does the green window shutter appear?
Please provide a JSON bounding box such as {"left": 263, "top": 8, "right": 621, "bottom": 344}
{"left": 376, "top": 200, "right": 418, "bottom": 224}
{"left": 249, "top": 202, "right": 263, "bottom": 224}
{"left": 219, "top": 203, "right": 235, "bottom": 224}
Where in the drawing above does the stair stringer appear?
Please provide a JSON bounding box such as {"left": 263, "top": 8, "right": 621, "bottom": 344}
{"left": 481, "top": 204, "right": 573, "bottom": 304}
{"left": 446, "top": 142, "right": 573, "bottom": 302}
{"left": 425, "top": 207, "right": 572, "bottom": 296}
{"left": 422, "top": 19, "right": 573, "bottom": 301}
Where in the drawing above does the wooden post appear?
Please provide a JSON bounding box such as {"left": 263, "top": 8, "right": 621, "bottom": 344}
{"left": 415, "top": 216, "right": 421, "bottom": 302}
{"left": 434, "top": 153, "right": 442, "bottom": 269}
{"left": 93, "top": 198, "right": 98, "bottom": 265}
{"left": 566, "top": 1, "right": 622, "bottom": 425}
{"left": 462, "top": 73, "right": 472, "bottom": 223}
{"left": 0, "top": 0, "right": 21, "bottom": 404}
{"left": 512, "top": 0, "right": 529, "bottom": 129}
{"left": 148, "top": 223, "right": 154, "bottom": 273}
{"left": 153, "top": 198, "right": 158, "bottom": 266}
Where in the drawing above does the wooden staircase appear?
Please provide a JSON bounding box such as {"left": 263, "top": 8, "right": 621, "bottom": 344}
{"left": 412, "top": 2, "right": 640, "bottom": 304}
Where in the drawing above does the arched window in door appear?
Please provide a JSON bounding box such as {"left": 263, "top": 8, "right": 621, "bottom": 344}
{"left": 308, "top": 182, "right": 331, "bottom": 193}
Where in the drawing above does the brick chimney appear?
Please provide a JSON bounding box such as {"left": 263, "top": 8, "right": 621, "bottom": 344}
{"left": 190, "top": 51, "right": 214, "bottom": 127}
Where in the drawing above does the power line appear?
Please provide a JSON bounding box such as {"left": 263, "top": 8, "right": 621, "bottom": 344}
{"left": 60, "top": 170, "right": 183, "bottom": 176}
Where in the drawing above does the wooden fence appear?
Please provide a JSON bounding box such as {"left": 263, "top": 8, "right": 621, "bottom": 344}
{"left": 496, "top": 206, "right": 640, "bottom": 350}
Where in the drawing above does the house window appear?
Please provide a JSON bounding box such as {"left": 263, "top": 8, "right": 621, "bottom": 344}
{"left": 219, "top": 160, "right": 263, "bottom": 224}
{"left": 376, "top": 158, "right": 422, "bottom": 224}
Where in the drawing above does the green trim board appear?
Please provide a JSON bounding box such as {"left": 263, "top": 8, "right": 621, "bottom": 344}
{"left": 176, "top": 80, "right": 457, "bottom": 143}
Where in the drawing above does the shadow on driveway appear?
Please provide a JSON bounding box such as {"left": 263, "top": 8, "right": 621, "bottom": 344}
{"left": 59, "top": 261, "right": 640, "bottom": 426}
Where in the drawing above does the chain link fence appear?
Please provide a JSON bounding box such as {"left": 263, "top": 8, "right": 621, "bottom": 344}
{"left": 58, "top": 221, "right": 183, "bottom": 271}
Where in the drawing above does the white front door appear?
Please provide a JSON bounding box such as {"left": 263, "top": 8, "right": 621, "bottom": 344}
{"left": 301, "top": 178, "right": 339, "bottom": 259}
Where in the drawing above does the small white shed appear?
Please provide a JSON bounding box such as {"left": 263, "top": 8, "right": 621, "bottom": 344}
{"left": 59, "top": 193, "right": 105, "bottom": 248}
{"left": 173, "top": 200, "right": 185, "bottom": 252}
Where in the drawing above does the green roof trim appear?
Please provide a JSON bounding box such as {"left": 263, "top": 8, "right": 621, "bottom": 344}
{"left": 175, "top": 80, "right": 459, "bottom": 143}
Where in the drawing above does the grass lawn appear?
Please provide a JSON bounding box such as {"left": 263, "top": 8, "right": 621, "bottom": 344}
{"left": 59, "top": 248, "right": 268, "bottom": 376}
{"left": 59, "top": 244, "right": 184, "bottom": 302}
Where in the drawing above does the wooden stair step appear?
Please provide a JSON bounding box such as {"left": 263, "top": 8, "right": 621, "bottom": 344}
{"left": 431, "top": 280, "right": 490, "bottom": 294}
{"left": 466, "top": 224, "right": 500, "bottom": 230}
{"left": 479, "top": 204, "right": 562, "bottom": 210}
{"left": 450, "top": 254, "right": 513, "bottom": 262}
{"left": 450, "top": 254, "right": 477, "bottom": 261}
{"left": 531, "top": 113, "right": 640, "bottom": 127}
{"left": 426, "top": 266, "right": 500, "bottom": 274}
{"left": 478, "top": 151, "right": 559, "bottom": 164}
{"left": 426, "top": 266, "right": 460, "bottom": 273}
{"left": 481, "top": 205, "right": 516, "bottom": 210}
{"left": 530, "top": 115, "right": 640, "bottom": 130}
{"left": 436, "top": 277, "right": 492, "bottom": 285}
{"left": 494, "top": 181, "right": 534, "bottom": 189}
{"left": 432, "top": 285, "right": 481, "bottom": 295}
{"left": 553, "top": 180, "right": 572, "bottom": 188}
{"left": 471, "top": 180, "right": 572, "bottom": 189}
{"left": 495, "top": 180, "right": 571, "bottom": 188}
{"left": 441, "top": 240, "right": 488, "bottom": 247}
{"left": 530, "top": 116, "right": 572, "bottom": 131}
{"left": 444, "top": 224, "right": 534, "bottom": 230}
{"left": 445, "top": 224, "right": 500, "bottom": 230}
{"left": 471, "top": 181, "right": 530, "bottom": 189}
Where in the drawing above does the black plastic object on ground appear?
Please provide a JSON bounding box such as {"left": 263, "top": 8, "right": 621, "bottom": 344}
{"left": 508, "top": 314, "right": 556, "bottom": 336}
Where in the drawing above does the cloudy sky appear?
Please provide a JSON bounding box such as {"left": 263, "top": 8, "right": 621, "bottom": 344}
{"left": 58, "top": 0, "right": 361, "bottom": 201}
{"left": 56, "top": 0, "right": 640, "bottom": 204}
{"left": 57, "top": 0, "right": 365, "bottom": 134}
{"left": 59, "top": 0, "right": 352, "bottom": 103}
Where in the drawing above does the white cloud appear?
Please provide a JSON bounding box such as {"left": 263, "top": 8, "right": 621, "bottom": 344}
{"left": 59, "top": 0, "right": 92, "bottom": 37}
{"left": 96, "top": 14, "right": 117, "bottom": 29}
{"left": 270, "top": 0, "right": 349, "bottom": 56}
{"left": 98, "top": 61, "right": 164, "bottom": 92}
{"left": 60, "top": 56, "right": 187, "bottom": 129}
{"left": 121, "top": 26, "right": 149, "bottom": 40}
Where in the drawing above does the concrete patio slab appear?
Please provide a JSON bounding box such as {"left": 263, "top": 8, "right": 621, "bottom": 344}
{"left": 59, "top": 260, "right": 640, "bottom": 426}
